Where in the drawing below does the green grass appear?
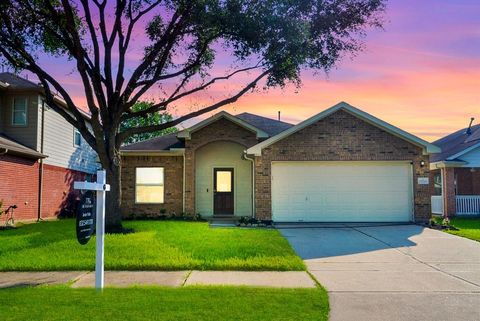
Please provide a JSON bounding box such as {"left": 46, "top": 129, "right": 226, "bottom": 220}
{"left": 0, "top": 219, "right": 305, "bottom": 271}
{"left": 437, "top": 217, "right": 480, "bottom": 241}
{"left": 0, "top": 285, "right": 328, "bottom": 321}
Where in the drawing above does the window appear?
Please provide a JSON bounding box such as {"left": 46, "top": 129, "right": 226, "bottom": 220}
{"left": 215, "top": 170, "right": 232, "bottom": 192}
{"left": 135, "top": 167, "right": 164, "bottom": 203}
{"left": 74, "top": 129, "right": 82, "bottom": 147}
{"left": 12, "top": 97, "right": 27, "bottom": 125}
{"left": 433, "top": 173, "right": 442, "bottom": 195}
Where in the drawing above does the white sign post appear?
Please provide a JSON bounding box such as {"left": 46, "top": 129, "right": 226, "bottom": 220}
{"left": 74, "top": 170, "right": 110, "bottom": 290}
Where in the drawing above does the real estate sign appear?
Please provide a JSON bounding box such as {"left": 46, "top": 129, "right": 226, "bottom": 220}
{"left": 76, "top": 190, "right": 96, "bottom": 245}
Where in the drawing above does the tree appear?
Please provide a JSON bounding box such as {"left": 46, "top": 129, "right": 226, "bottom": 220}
{"left": 0, "top": 0, "right": 385, "bottom": 231}
{"left": 120, "top": 101, "right": 178, "bottom": 145}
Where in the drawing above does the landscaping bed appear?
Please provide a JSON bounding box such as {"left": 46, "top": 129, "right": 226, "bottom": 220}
{"left": 0, "top": 219, "right": 305, "bottom": 271}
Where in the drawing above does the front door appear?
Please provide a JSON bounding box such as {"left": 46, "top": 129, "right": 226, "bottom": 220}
{"left": 213, "top": 168, "right": 234, "bottom": 215}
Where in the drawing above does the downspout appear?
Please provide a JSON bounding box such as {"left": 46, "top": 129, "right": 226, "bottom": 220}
{"left": 182, "top": 152, "right": 186, "bottom": 214}
{"left": 243, "top": 151, "right": 255, "bottom": 219}
{"left": 37, "top": 99, "right": 45, "bottom": 222}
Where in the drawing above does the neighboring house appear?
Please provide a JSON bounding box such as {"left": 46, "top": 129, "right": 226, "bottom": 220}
{"left": 120, "top": 102, "right": 439, "bottom": 223}
{"left": 430, "top": 122, "right": 480, "bottom": 217}
{"left": 0, "top": 73, "right": 98, "bottom": 221}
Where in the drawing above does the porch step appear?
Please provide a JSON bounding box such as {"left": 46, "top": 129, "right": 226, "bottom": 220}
{"left": 208, "top": 216, "right": 240, "bottom": 227}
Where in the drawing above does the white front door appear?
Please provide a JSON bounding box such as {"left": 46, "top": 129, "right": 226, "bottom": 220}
{"left": 271, "top": 161, "right": 413, "bottom": 222}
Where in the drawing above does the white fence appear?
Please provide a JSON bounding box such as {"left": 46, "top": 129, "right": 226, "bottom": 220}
{"left": 456, "top": 196, "right": 480, "bottom": 215}
{"left": 431, "top": 196, "right": 443, "bottom": 215}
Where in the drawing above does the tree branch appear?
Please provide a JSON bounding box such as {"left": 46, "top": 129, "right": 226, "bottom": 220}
{"left": 117, "top": 68, "right": 271, "bottom": 143}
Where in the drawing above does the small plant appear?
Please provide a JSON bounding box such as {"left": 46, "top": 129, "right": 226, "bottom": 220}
{"left": 442, "top": 217, "right": 451, "bottom": 226}
{"left": 238, "top": 216, "right": 250, "bottom": 226}
{"left": 428, "top": 217, "right": 437, "bottom": 226}
{"left": 160, "top": 208, "right": 167, "bottom": 215}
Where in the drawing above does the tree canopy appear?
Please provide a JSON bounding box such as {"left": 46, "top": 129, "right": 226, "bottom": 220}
{"left": 0, "top": 0, "right": 385, "bottom": 229}
{"left": 120, "top": 101, "right": 177, "bottom": 145}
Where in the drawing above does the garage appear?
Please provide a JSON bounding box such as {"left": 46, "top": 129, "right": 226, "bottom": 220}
{"left": 271, "top": 161, "right": 413, "bottom": 222}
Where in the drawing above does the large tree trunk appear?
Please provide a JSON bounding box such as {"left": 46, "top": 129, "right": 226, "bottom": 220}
{"left": 104, "top": 161, "right": 124, "bottom": 233}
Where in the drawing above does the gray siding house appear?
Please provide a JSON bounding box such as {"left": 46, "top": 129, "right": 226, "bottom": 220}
{"left": 0, "top": 73, "right": 98, "bottom": 221}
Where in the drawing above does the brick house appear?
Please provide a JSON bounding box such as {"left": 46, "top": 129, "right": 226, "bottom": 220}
{"left": 0, "top": 73, "right": 98, "bottom": 221}
{"left": 120, "top": 102, "right": 440, "bottom": 223}
{"left": 430, "top": 120, "right": 480, "bottom": 217}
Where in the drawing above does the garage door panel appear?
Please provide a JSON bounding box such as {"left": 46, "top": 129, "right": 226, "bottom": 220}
{"left": 271, "top": 162, "right": 412, "bottom": 222}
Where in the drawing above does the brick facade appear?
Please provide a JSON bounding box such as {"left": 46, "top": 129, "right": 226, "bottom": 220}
{"left": 183, "top": 117, "right": 258, "bottom": 215}
{"left": 254, "top": 110, "right": 431, "bottom": 222}
{"left": 0, "top": 154, "right": 87, "bottom": 222}
{"left": 121, "top": 155, "right": 184, "bottom": 218}
{"left": 455, "top": 167, "right": 480, "bottom": 195}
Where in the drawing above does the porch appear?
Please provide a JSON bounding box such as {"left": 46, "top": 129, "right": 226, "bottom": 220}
{"left": 431, "top": 167, "right": 480, "bottom": 216}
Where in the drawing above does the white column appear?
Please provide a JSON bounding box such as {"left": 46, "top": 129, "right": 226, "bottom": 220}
{"left": 95, "top": 170, "right": 106, "bottom": 290}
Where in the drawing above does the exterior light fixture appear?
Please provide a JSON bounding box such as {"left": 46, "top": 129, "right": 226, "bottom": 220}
{"left": 420, "top": 160, "right": 426, "bottom": 167}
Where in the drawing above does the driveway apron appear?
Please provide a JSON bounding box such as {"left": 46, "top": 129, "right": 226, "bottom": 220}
{"left": 279, "top": 224, "right": 480, "bottom": 321}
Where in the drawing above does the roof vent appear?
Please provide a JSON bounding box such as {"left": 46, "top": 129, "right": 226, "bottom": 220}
{"left": 278, "top": 111, "right": 281, "bottom": 121}
{"left": 466, "top": 117, "right": 475, "bottom": 135}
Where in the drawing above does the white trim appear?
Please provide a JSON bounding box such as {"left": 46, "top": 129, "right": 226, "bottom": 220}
{"left": 177, "top": 111, "right": 269, "bottom": 140}
{"left": 246, "top": 102, "right": 441, "bottom": 156}
{"left": 121, "top": 149, "right": 185, "bottom": 156}
{"left": 429, "top": 160, "right": 468, "bottom": 170}
{"left": 446, "top": 142, "right": 480, "bottom": 161}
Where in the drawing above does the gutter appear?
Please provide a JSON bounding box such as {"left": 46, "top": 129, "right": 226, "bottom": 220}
{"left": 182, "top": 152, "right": 186, "bottom": 214}
{"left": 243, "top": 151, "right": 256, "bottom": 219}
{"left": 37, "top": 99, "right": 46, "bottom": 222}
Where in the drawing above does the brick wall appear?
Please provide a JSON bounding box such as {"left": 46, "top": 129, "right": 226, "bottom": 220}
{"left": 455, "top": 167, "right": 480, "bottom": 195}
{"left": 254, "top": 109, "right": 431, "bottom": 222}
{"left": 0, "top": 154, "right": 88, "bottom": 222}
{"left": 183, "top": 117, "right": 259, "bottom": 215}
{"left": 121, "top": 155, "right": 184, "bottom": 218}
{"left": 0, "top": 154, "right": 39, "bottom": 221}
{"left": 41, "top": 163, "right": 87, "bottom": 219}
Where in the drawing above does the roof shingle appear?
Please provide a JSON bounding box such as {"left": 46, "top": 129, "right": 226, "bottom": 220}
{"left": 431, "top": 124, "right": 480, "bottom": 162}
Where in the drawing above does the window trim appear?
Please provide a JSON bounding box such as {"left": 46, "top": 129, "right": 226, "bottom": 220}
{"left": 11, "top": 96, "right": 28, "bottom": 126}
{"left": 135, "top": 167, "right": 165, "bottom": 204}
{"left": 73, "top": 128, "right": 82, "bottom": 147}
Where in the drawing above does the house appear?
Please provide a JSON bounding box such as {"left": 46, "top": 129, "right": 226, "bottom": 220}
{"left": 0, "top": 73, "right": 98, "bottom": 221}
{"left": 120, "top": 102, "right": 439, "bottom": 223}
{"left": 430, "top": 120, "right": 480, "bottom": 217}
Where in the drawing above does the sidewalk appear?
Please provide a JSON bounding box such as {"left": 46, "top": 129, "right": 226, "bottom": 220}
{"left": 0, "top": 271, "right": 316, "bottom": 288}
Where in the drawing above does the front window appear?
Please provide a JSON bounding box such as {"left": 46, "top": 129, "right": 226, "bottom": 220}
{"left": 12, "top": 97, "right": 27, "bottom": 125}
{"left": 433, "top": 173, "right": 442, "bottom": 195}
{"left": 73, "top": 129, "right": 82, "bottom": 147}
{"left": 135, "top": 167, "right": 164, "bottom": 203}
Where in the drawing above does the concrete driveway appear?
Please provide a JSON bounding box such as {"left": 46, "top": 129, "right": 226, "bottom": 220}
{"left": 279, "top": 224, "right": 480, "bottom": 321}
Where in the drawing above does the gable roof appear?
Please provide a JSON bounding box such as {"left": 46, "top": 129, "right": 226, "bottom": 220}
{"left": 177, "top": 111, "right": 269, "bottom": 140}
{"left": 430, "top": 123, "right": 480, "bottom": 163}
{"left": 121, "top": 133, "right": 185, "bottom": 154}
{"left": 235, "top": 112, "right": 293, "bottom": 136}
{"left": 121, "top": 111, "right": 292, "bottom": 153}
{"left": 247, "top": 102, "right": 441, "bottom": 156}
{"left": 0, "top": 134, "right": 47, "bottom": 159}
{"left": 0, "top": 72, "right": 43, "bottom": 91}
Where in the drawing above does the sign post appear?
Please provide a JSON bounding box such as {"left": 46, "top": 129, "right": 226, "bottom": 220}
{"left": 74, "top": 170, "right": 110, "bottom": 290}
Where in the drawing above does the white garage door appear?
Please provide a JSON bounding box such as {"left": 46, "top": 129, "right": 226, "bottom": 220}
{"left": 272, "top": 161, "right": 413, "bottom": 222}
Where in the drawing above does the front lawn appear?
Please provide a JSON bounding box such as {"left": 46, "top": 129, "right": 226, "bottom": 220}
{"left": 0, "top": 220, "right": 305, "bottom": 271}
{"left": 439, "top": 217, "right": 480, "bottom": 241}
{"left": 0, "top": 286, "right": 328, "bottom": 321}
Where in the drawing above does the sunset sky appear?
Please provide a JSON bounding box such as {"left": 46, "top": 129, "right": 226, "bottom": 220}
{"left": 32, "top": 0, "right": 480, "bottom": 142}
